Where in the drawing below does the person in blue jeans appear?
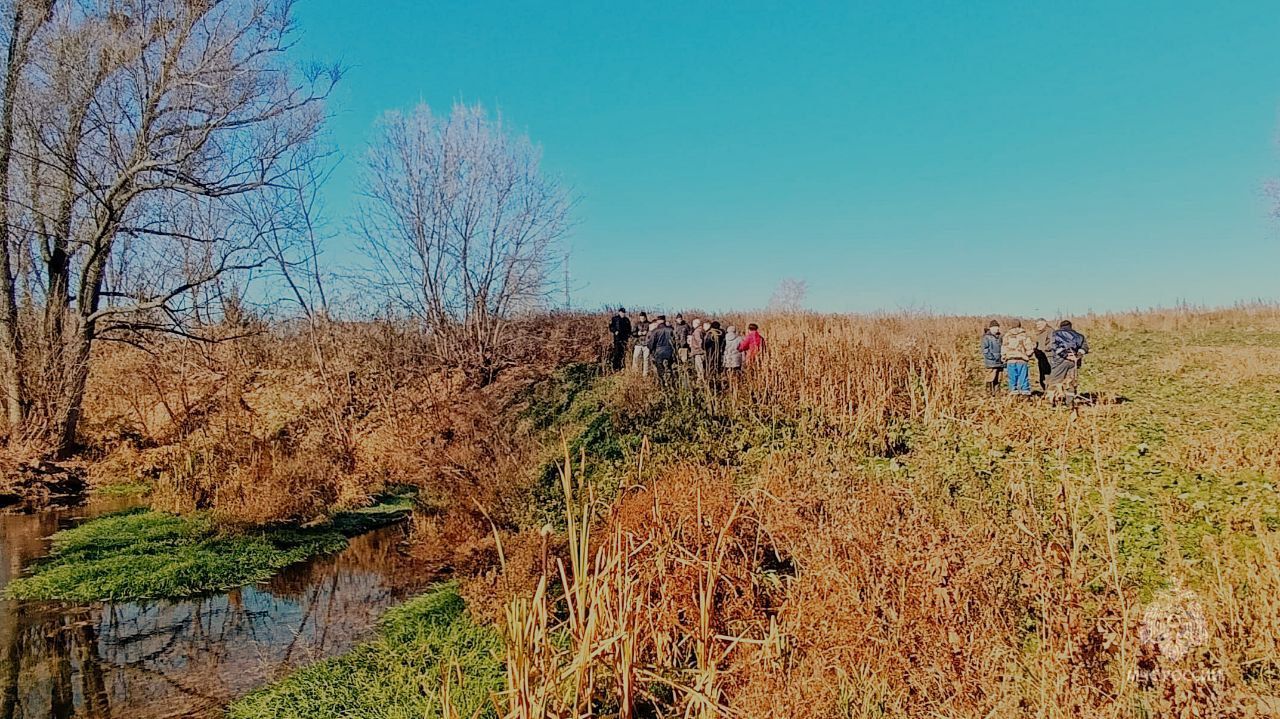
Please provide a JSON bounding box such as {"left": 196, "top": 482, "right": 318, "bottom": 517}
{"left": 1000, "top": 320, "right": 1035, "bottom": 396}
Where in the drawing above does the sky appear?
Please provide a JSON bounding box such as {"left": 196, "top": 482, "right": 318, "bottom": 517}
{"left": 291, "top": 0, "right": 1280, "bottom": 316}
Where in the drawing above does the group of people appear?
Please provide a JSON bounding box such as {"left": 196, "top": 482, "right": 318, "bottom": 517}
{"left": 981, "top": 318, "right": 1089, "bottom": 404}
{"left": 608, "top": 309, "right": 765, "bottom": 382}
{"left": 611, "top": 308, "right": 1089, "bottom": 402}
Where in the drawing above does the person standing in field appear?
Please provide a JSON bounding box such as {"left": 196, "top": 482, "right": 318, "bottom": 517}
{"left": 609, "top": 308, "right": 632, "bottom": 371}
{"left": 672, "top": 314, "right": 691, "bottom": 365}
{"left": 1046, "top": 320, "right": 1089, "bottom": 405}
{"left": 1033, "top": 318, "right": 1054, "bottom": 393}
{"left": 646, "top": 315, "right": 677, "bottom": 383}
{"left": 703, "top": 321, "right": 726, "bottom": 380}
{"left": 631, "top": 311, "right": 651, "bottom": 374}
{"left": 737, "top": 323, "right": 766, "bottom": 367}
{"left": 981, "top": 320, "right": 1004, "bottom": 395}
{"left": 689, "top": 319, "right": 707, "bottom": 380}
{"left": 1001, "top": 320, "right": 1035, "bottom": 396}
{"left": 722, "top": 325, "right": 744, "bottom": 376}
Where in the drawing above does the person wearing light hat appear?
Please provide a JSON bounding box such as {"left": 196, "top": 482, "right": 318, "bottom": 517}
{"left": 1000, "top": 319, "right": 1035, "bottom": 396}
{"left": 722, "top": 325, "right": 743, "bottom": 374}
{"left": 1033, "top": 318, "right": 1054, "bottom": 393}
{"left": 688, "top": 319, "right": 707, "bottom": 380}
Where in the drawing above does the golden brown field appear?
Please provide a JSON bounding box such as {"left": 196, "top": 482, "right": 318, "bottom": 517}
{"left": 77, "top": 305, "right": 1280, "bottom": 718}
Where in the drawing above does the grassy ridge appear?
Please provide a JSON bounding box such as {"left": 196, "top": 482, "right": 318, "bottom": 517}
{"left": 227, "top": 582, "right": 502, "bottom": 719}
{"left": 4, "top": 490, "right": 414, "bottom": 602}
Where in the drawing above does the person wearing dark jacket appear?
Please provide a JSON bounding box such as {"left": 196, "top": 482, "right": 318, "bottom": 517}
{"left": 609, "top": 308, "right": 632, "bottom": 371}
{"left": 981, "top": 320, "right": 1004, "bottom": 396}
{"left": 1046, "top": 320, "right": 1089, "bottom": 405}
{"left": 702, "top": 321, "right": 726, "bottom": 380}
{"left": 672, "top": 314, "right": 691, "bottom": 364}
{"left": 646, "top": 316, "right": 677, "bottom": 382}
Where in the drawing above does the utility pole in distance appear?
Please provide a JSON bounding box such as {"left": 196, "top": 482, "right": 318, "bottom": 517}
{"left": 563, "top": 256, "right": 571, "bottom": 310}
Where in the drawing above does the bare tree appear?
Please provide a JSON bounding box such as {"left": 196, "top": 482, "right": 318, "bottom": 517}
{"left": 254, "top": 146, "right": 362, "bottom": 462}
{"left": 768, "top": 277, "right": 808, "bottom": 312}
{"left": 0, "top": 0, "right": 336, "bottom": 453}
{"left": 357, "top": 102, "right": 573, "bottom": 384}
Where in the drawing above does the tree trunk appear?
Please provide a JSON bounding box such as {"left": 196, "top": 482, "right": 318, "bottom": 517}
{"left": 0, "top": 6, "right": 32, "bottom": 435}
{"left": 51, "top": 229, "right": 109, "bottom": 456}
{"left": 50, "top": 320, "right": 92, "bottom": 457}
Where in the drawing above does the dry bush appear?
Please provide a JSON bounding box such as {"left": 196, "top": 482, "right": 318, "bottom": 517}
{"left": 411, "top": 510, "right": 503, "bottom": 580}
{"left": 1183, "top": 346, "right": 1280, "bottom": 381}
{"left": 1167, "top": 425, "right": 1280, "bottom": 479}
{"left": 498, "top": 456, "right": 782, "bottom": 718}
{"left": 76, "top": 312, "right": 603, "bottom": 526}
{"left": 734, "top": 448, "right": 1031, "bottom": 717}
{"left": 460, "top": 527, "right": 564, "bottom": 626}
{"left": 606, "top": 466, "right": 781, "bottom": 678}
{"left": 81, "top": 336, "right": 235, "bottom": 453}
{"left": 148, "top": 423, "right": 358, "bottom": 525}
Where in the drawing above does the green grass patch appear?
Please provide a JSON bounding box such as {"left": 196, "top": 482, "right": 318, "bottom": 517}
{"left": 91, "top": 481, "right": 152, "bottom": 497}
{"left": 522, "top": 367, "right": 786, "bottom": 527}
{"left": 4, "top": 490, "right": 414, "bottom": 602}
{"left": 227, "top": 582, "right": 503, "bottom": 719}
{"left": 519, "top": 361, "right": 602, "bottom": 431}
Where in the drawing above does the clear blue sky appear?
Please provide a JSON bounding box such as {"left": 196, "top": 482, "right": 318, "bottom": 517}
{"left": 293, "top": 0, "right": 1280, "bottom": 316}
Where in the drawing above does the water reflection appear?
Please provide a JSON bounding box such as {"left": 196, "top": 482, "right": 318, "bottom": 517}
{"left": 0, "top": 500, "right": 418, "bottom": 718}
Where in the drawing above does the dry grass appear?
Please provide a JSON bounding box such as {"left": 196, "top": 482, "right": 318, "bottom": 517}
{"left": 495, "top": 452, "right": 780, "bottom": 719}
{"left": 78, "top": 314, "right": 601, "bottom": 526}
{"left": 72, "top": 305, "right": 1280, "bottom": 717}
{"left": 477, "top": 307, "right": 1280, "bottom": 718}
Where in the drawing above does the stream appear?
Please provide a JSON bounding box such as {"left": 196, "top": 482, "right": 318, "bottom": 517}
{"left": 0, "top": 497, "right": 417, "bottom": 718}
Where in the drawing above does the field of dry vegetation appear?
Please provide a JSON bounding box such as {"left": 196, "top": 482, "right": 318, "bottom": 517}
{"left": 74, "top": 304, "right": 1280, "bottom": 718}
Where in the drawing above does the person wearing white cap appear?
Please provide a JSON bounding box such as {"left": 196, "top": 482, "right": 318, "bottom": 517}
{"left": 689, "top": 319, "right": 706, "bottom": 380}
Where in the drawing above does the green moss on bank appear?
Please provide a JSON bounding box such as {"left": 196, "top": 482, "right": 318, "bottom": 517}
{"left": 4, "top": 490, "right": 414, "bottom": 602}
{"left": 90, "top": 481, "right": 152, "bottom": 497}
{"left": 227, "top": 582, "right": 502, "bottom": 719}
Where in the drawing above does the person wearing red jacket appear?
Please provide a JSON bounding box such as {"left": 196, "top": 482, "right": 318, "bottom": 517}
{"left": 736, "top": 323, "right": 765, "bottom": 367}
